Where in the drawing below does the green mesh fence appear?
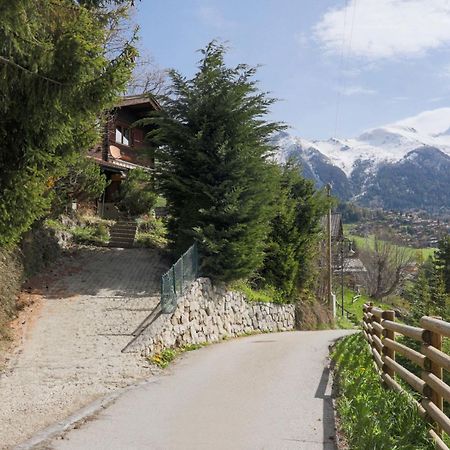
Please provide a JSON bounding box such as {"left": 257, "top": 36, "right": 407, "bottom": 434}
{"left": 161, "top": 242, "right": 199, "bottom": 314}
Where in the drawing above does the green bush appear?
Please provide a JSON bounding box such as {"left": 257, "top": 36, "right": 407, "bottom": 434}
{"left": 44, "top": 215, "right": 112, "bottom": 246}
{"left": 135, "top": 217, "right": 168, "bottom": 249}
{"left": 332, "top": 333, "right": 433, "bottom": 450}
{"left": 230, "top": 280, "right": 286, "bottom": 304}
{"left": 71, "top": 224, "right": 109, "bottom": 245}
{"left": 119, "top": 169, "right": 157, "bottom": 217}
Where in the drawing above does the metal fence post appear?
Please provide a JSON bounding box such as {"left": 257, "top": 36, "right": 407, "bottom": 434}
{"left": 172, "top": 265, "right": 176, "bottom": 296}
{"left": 160, "top": 243, "right": 199, "bottom": 314}
{"left": 180, "top": 256, "right": 184, "bottom": 295}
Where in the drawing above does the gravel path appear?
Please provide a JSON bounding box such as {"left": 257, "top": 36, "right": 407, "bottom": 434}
{"left": 0, "top": 248, "right": 167, "bottom": 450}
{"left": 46, "top": 330, "right": 352, "bottom": 450}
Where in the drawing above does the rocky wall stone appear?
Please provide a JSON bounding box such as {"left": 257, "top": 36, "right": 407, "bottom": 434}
{"left": 130, "top": 278, "right": 296, "bottom": 356}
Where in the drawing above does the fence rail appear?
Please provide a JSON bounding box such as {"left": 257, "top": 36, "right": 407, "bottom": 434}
{"left": 161, "top": 242, "right": 199, "bottom": 314}
{"left": 362, "top": 304, "right": 450, "bottom": 450}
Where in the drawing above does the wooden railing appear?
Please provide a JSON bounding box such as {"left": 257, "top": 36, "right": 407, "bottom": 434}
{"left": 362, "top": 303, "right": 450, "bottom": 450}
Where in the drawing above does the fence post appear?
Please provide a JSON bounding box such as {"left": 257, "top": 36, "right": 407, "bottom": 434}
{"left": 172, "top": 265, "right": 176, "bottom": 296}
{"left": 180, "top": 256, "right": 184, "bottom": 295}
{"left": 362, "top": 303, "right": 372, "bottom": 342}
{"left": 372, "top": 307, "right": 382, "bottom": 341}
{"left": 382, "top": 310, "right": 395, "bottom": 378}
{"left": 421, "top": 317, "right": 444, "bottom": 437}
{"left": 194, "top": 242, "right": 198, "bottom": 277}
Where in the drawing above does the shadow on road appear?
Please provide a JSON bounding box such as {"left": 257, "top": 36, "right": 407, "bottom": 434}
{"left": 315, "top": 364, "right": 338, "bottom": 450}
{"left": 23, "top": 247, "right": 169, "bottom": 300}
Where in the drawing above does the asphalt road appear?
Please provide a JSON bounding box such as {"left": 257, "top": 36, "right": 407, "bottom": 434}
{"left": 49, "top": 330, "right": 353, "bottom": 450}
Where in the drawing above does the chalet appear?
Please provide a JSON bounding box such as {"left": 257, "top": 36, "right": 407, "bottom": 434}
{"left": 88, "top": 94, "right": 161, "bottom": 218}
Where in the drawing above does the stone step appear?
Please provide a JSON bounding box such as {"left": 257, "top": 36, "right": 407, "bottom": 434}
{"left": 109, "top": 240, "right": 135, "bottom": 248}
{"left": 108, "top": 220, "right": 137, "bottom": 248}
{"left": 112, "top": 222, "right": 137, "bottom": 227}
{"left": 111, "top": 225, "right": 137, "bottom": 231}
{"left": 110, "top": 231, "right": 136, "bottom": 238}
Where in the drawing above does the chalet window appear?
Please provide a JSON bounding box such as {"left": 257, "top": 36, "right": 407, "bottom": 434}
{"left": 115, "top": 125, "right": 131, "bottom": 146}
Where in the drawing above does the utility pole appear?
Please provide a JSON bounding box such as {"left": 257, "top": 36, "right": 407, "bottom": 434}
{"left": 326, "top": 184, "right": 334, "bottom": 317}
{"left": 341, "top": 240, "right": 344, "bottom": 317}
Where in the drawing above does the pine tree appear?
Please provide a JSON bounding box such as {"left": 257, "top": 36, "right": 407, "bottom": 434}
{"left": 0, "top": 0, "right": 136, "bottom": 246}
{"left": 406, "top": 256, "right": 450, "bottom": 323}
{"left": 435, "top": 236, "right": 450, "bottom": 294}
{"left": 144, "top": 41, "right": 284, "bottom": 282}
{"left": 260, "top": 163, "right": 301, "bottom": 298}
{"left": 408, "top": 262, "right": 432, "bottom": 321}
{"left": 260, "top": 160, "right": 329, "bottom": 299}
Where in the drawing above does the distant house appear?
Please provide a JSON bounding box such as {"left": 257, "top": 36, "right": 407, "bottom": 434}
{"left": 88, "top": 94, "right": 161, "bottom": 218}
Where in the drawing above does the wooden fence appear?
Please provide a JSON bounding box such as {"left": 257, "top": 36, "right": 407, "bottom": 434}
{"left": 362, "top": 303, "right": 450, "bottom": 450}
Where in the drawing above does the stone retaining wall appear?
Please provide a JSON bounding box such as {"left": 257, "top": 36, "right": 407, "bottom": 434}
{"left": 129, "top": 278, "right": 296, "bottom": 356}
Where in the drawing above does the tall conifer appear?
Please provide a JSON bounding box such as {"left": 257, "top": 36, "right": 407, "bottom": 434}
{"left": 146, "top": 42, "right": 284, "bottom": 282}
{"left": 0, "top": 0, "right": 136, "bottom": 245}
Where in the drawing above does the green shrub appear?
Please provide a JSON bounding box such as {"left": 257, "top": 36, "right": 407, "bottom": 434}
{"left": 333, "top": 333, "right": 433, "bottom": 450}
{"left": 230, "top": 280, "right": 286, "bottom": 304}
{"left": 119, "top": 169, "right": 157, "bottom": 217}
{"left": 135, "top": 217, "right": 168, "bottom": 249}
{"left": 71, "top": 224, "right": 109, "bottom": 245}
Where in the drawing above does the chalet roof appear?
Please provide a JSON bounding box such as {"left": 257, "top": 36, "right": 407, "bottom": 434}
{"left": 117, "top": 94, "right": 161, "bottom": 112}
{"left": 343, "top": 258, "right": 367, "bottom": 273}
{"left": 321, "top": 213, "right": 344, "bottom": 240}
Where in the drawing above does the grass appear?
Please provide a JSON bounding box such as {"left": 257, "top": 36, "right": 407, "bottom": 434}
{"left": 332, "top": 333, "right": 434, "bottom": 450}
{"left": 149, "top": 343, "right": 206, "bottom": 368}
{"left": 229, "top": 281, "right": 287, "bottom": 304}
{"left": 335, "top": 287, "right": 400, "bottom": 325}
{"left": 348, "top": 233, "right": 437, "bottom": 262}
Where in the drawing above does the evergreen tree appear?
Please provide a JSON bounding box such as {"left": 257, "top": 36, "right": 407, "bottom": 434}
{"left": 260, "top": 163, "right": 301, "bottom": 298}
{"left": 406, "top": 256, "right": 450, "bottom": 322}
{"left": 145, "top": 41, "right": 284, "bottom": 282}
{"left": 435, "top": 236, "right": 450, "bottom": 294}
{"left": 0, "top": 0, "right": 136, "bottom": 246}
{"left": 408, "top": 261, "right": 433, "bottom": 321}
{"left": 260, "top": 161, "right": 329, "bottom": 299}
{"left": 52, "top": 153, "right": 108, "bottom": 213}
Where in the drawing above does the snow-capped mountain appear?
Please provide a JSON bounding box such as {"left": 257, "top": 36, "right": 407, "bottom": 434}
{"left": 273, "top": 108, "right": 450, "bottom": 212}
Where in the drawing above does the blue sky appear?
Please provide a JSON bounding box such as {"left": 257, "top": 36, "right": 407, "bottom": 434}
{"left": 135, "top": 0, "right": 450, "bottom": 139}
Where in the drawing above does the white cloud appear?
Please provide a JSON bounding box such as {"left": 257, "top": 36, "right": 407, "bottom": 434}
{"left": 339, "top": 85, "right": 377, "bottom": 96}
{"left": 197, "top": 6, "right": 235, "bottom": 31}
{"left": 314, "top": 0, "right": 450, "bottom": 60}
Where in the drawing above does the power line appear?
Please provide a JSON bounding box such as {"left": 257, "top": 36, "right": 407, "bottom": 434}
{"left": 333, "top": 0, "right": 358, "bottom": 139}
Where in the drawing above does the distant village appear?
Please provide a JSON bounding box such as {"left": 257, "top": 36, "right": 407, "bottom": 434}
{"left": 349, "top": 210, "right": 450, "bottom": 248}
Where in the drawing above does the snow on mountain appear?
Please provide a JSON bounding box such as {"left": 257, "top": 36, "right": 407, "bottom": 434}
{"left": 274, "top": 108, "right": 450, "bottom": 177}
{"left": 273, "top": 108, "right": 450, "bottom": 212}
